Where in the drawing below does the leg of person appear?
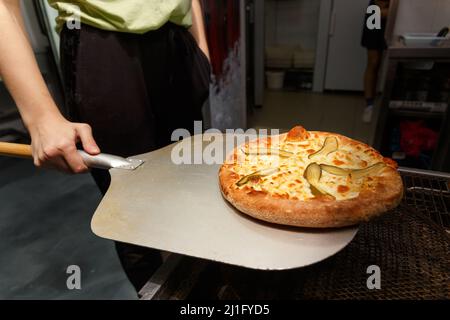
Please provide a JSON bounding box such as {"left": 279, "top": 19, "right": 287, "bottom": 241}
{"left": 59, "top": 24, "right": 162, "bottom": 293}
{"left": 360, "top": 0, "right": 386, "bottom": 123}
{"left": 364, "top": 49, "right": 381, "bottom": 102}
{"left": 362, "top": 49, "right": 382, "bottom": 123}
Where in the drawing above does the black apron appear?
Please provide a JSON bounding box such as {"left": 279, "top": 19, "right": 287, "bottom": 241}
{"left": 59, "top": 22, "right": 211, "bottom": 292}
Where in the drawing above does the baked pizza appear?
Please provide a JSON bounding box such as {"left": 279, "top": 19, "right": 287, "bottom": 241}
{"left": 219, "top": 125, "right": 403, "bottom": 228}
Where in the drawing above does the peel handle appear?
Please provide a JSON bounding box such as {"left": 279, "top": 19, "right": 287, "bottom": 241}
{"left": 0, "top": 142, "right": 32, "bottom": 158}
{"left": 0, "top": 142, "right": 113, "bottom": 170}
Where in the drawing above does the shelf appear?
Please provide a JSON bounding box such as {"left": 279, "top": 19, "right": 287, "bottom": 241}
{"left": 389, "top": 109, "right": 445, "bottom": 119}
{"left": 388, "top": 44, "right": 450, "bottom": 60}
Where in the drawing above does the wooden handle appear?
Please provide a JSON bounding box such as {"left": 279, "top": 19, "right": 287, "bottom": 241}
{"left": 0, "top": 142, "right": 33, "bottom": 159}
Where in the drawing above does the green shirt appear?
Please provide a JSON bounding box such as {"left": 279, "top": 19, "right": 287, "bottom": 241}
{"left": 48, "top": 0, "right": 192, "bottom": 34}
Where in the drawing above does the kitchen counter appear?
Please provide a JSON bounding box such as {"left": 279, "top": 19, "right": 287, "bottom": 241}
{"left": 388, "top": 40, "right": 450, "bottom": 59}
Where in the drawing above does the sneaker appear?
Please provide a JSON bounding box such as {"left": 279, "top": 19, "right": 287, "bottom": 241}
{"left": 362, "top": 105, "right": 373, "bottom": 123}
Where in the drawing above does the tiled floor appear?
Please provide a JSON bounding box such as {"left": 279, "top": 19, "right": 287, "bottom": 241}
{"left": 249, "top": 90, "right": 379, "bottom": 145}
{"left": 0, "top": 158, "right": 137, "bottom": 300}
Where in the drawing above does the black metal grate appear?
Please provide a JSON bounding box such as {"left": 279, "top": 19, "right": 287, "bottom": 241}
{"left": 185, "top": 201, "right": 450, "bottom": 299}
{"left": 399, "top": 168, "right": 450, "bottom": 231}
{"left": 152, "top": 168, "right": 450, "bottom": 300}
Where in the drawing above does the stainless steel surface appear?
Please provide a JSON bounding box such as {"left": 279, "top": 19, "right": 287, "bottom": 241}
{"left": 400, "top": 167, "right": 450, "bottom": 231}
{"left": 91, "top": 134, "right": 358, "bottom": 270}
{"left": 78, "top": 151, "right": 144, "bottom": 170}
{"left": 398, "top": 166, "right": 450, "bottom": 179}
{"left": 139, "top": 254, "right": 183, "bottom": 300}
{"left": 139, "top": 254, "right": 209, "bottom": 300}
{"left": 388, "top": 42, "right": 450, "bottom": 59}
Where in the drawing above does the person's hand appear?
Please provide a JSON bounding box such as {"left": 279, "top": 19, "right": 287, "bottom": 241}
{"left": 28, "top": 114, "right": 100, "bottom": 174}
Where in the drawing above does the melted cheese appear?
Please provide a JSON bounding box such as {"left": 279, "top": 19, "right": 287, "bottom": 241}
{"left": 231, "top": 132, "right": 384, "bottom": 201}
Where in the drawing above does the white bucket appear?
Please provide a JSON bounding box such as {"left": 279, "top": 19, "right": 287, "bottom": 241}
{"left": 266, "top": 71, "right": 285, "bottom": 90}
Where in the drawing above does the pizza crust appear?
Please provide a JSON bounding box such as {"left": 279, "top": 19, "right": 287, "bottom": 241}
{"left": 219, "top": 129, "right": 404, "bottom": 228}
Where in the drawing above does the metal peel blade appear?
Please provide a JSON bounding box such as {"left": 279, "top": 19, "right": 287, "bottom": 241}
{"left": 78, "top": 151, "right": 144, "bottom": 170}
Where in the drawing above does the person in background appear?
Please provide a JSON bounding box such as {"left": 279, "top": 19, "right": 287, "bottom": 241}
{"left": 361, "top": 0, "right": 391, "bottom": 123}
{"left": 0, "top": 0, "right": 210, "bottom": 293}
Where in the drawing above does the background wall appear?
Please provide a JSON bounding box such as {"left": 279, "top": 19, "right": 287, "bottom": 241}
{"left": 265, "top": 0, "right": 320, "bottom": 50}
{"left": 393, "top": 0, "right": 450, "bottom": 36}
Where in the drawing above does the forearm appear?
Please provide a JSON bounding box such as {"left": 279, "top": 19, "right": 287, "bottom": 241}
{"left": 190, "top": 0, "right": 210, "bottom": 60}
{"left": 374, "top": 0, "right": 390, "bottom": 18}
{"left": 0, "top": 0, "right": 63, "bottom": 130}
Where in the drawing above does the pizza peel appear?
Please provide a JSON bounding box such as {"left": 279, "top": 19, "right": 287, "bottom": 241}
{"left": 0, "top": 136, "right": 358, "bottom": 270}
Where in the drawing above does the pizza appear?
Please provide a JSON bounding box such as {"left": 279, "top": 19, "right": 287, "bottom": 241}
{"left": 219, "top": 125, "right": 403, "bottom": 228}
